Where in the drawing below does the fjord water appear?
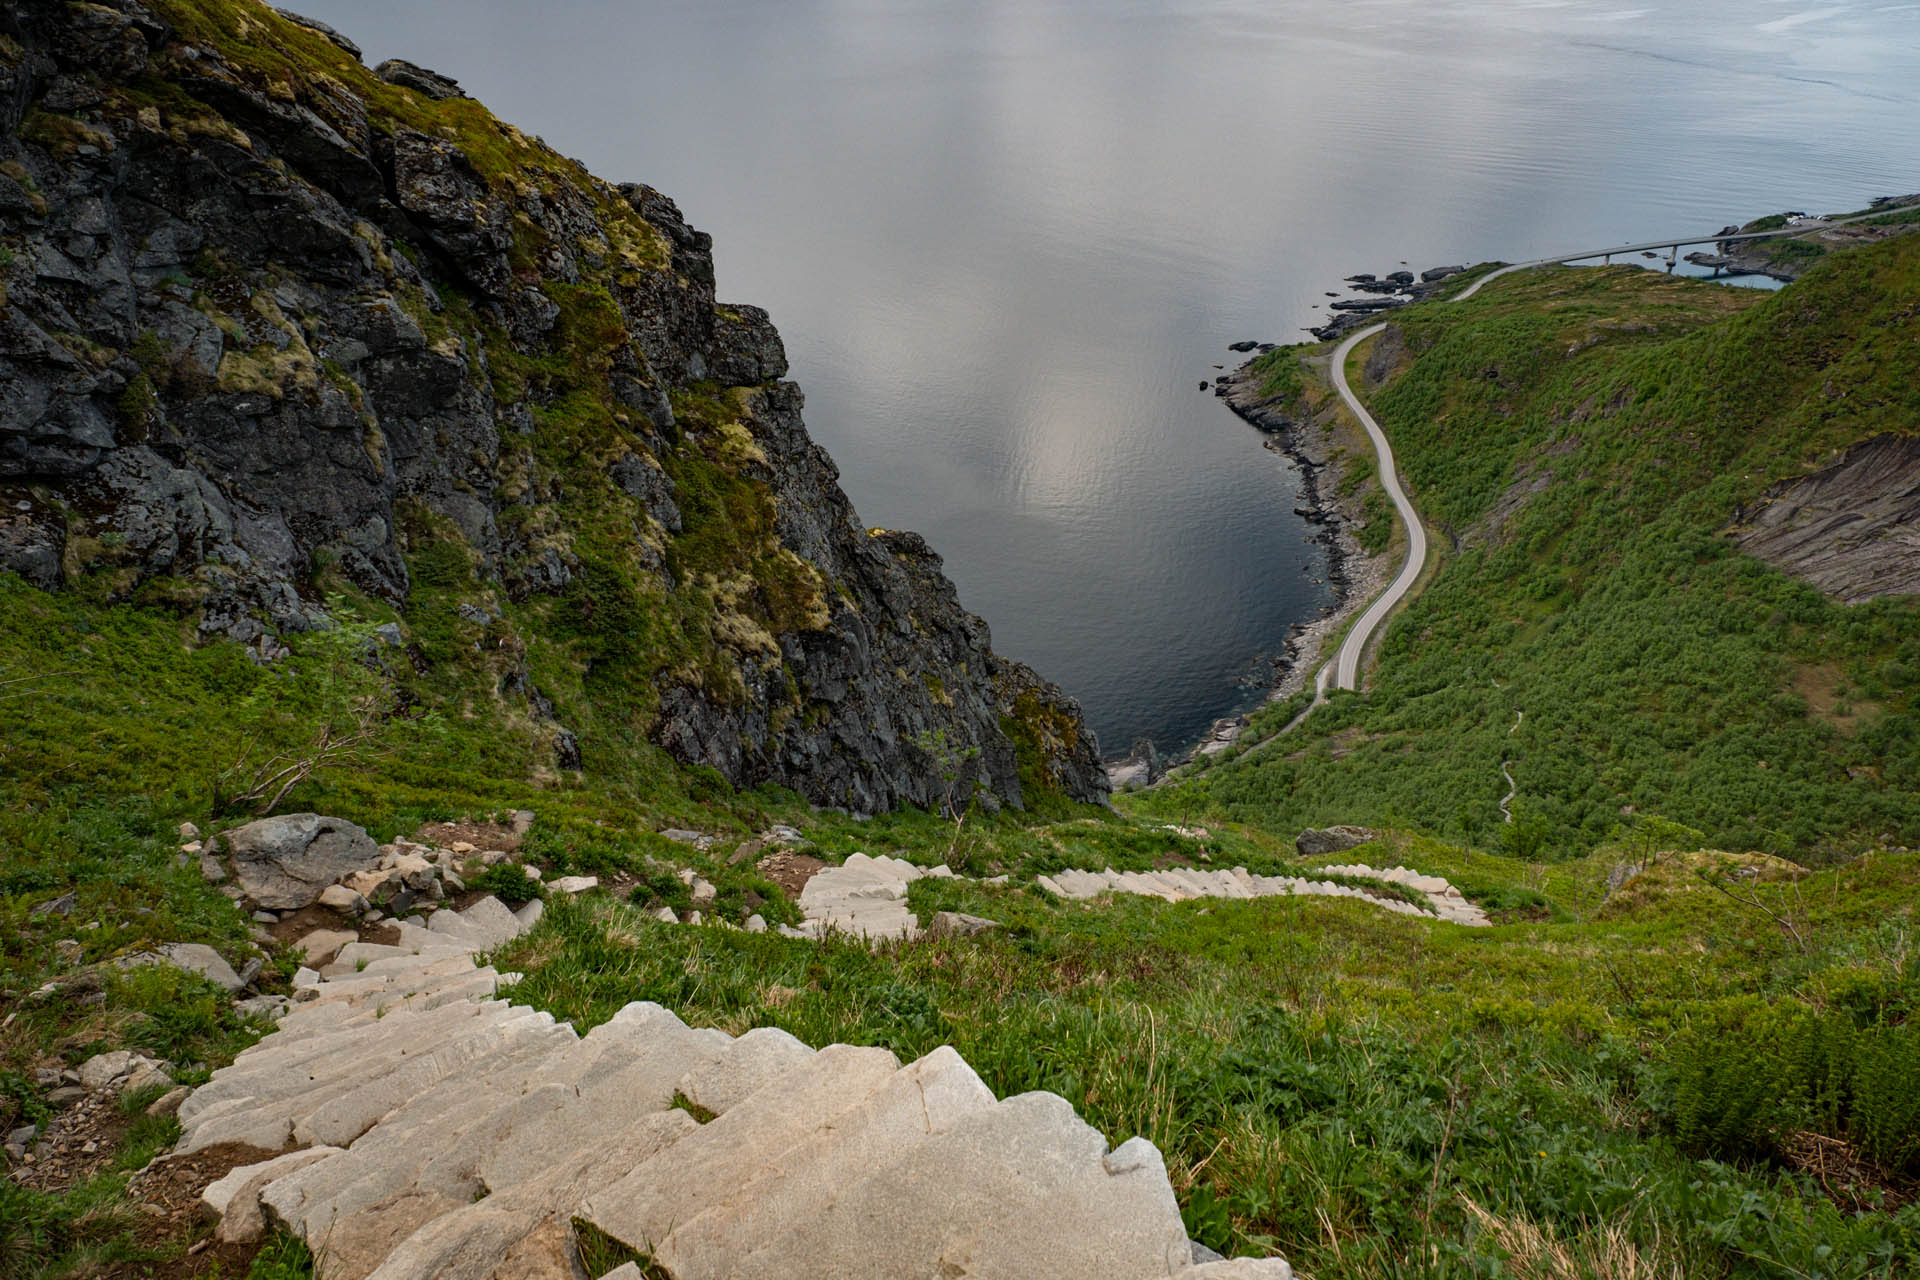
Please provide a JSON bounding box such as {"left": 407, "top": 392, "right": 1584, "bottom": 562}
{"left": 304, "top": 0, "right": 1920, "bottom": 757}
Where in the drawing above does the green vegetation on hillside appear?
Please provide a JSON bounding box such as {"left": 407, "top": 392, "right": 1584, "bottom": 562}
{"left": 3, "top": 6, "right": 1916, "bottom": 1265}
{"left": 1146, "top": 234, "right": 1920, "bottom": 861}
{"left": 489, "top": 834, "right": 1920, "bottom": 1279}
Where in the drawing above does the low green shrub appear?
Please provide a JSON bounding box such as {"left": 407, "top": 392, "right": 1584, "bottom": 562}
{"left": 466, "top": 861, "right": 545, "bottom": 906}
{"left": 1668, "top": 1000, "right": 1920, "bottom": 1176}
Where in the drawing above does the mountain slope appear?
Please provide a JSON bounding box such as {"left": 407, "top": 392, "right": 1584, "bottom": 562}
{"left": 1150, "top": 235, "right": 1920, "bottom": 858}
{"left": 0, "top": 0, "right": 1104, "bottom": 814}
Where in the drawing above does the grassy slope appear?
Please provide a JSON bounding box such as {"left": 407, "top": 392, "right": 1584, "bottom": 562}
{"left": 497, "top": 836, "right": 1920, "bottom": 1279}
{"left": 6, "top": 241, "right": 1918, "bottom": 1274}
{"left": 1143, "top": 236, "right": 1920, "bottom": 861}
{"left": 3, "top": 9, "right": 1918, "bottom": 1273}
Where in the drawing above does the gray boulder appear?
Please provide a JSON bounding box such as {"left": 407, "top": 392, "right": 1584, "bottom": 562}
{"left": 77, "top": 1050, "right": 172, "bottom": 1095}
{"left": 224, "top": 814, "right": 382, "bottom": 910}
{"left": 129, "top": 942, "right": 246, "bottom": 993}
{"left": 928, "top": 911, "right": 1000, "bottom": 939}
{"left": 1294, "top": 826, "right": 1377, "bottom": 857}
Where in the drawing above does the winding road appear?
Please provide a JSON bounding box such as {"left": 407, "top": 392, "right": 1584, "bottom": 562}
{"left": 1150, "top": 208, "right": 1899, "bottom": 780}
{"left": 1499, "top": 709, "right": 1523, "bottom": 822}
{"left": 1307, "top": 209, "right": 1889, "bottom": 698}
{"left": 1321, "top": 319, "right": 1426, "bottom": 693}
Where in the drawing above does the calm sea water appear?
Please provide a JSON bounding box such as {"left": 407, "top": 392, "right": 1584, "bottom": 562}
{"left": 299, "top": 0, "right": 1920, "bottom": 756}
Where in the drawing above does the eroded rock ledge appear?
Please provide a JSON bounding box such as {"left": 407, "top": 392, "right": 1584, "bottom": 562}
{"left": 1731, "top": 433, "right": 1920, "bottom": 604}
{"left": 0, "top": 0, "right": 1104, "bottom": 813}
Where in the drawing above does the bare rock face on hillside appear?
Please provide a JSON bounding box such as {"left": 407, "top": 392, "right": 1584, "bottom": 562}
{"left": 1731, "top": 434, "right": 1920, "bottom": 604}
{"left": 1295, "top": 825, "right": 1376, "bottom": 857}
{"left": 0, "top": 0, "right": 1105, "bottom": 814}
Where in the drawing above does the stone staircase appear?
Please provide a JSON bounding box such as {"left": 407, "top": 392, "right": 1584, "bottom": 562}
{"left": 1315, "top": 863, "right": 1491, "bottom": 926}
{"left": 1037, "top": 863, "right": 1490, "bottom": 927}
{"left": 782, "top": 853, "right": 1489, "bottom": 942}
{"left": 785, "top": 852, "right": 959, "bottom": 941}
{"left": 189, "top": 894, "right": 1293, "bottom": 1279}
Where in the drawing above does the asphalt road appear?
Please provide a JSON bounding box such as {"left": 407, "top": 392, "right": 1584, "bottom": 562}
{"left": 1310, "top": 210, "right": 1886, "bottom": 695}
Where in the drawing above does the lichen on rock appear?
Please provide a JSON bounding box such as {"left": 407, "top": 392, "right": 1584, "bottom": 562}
{"left": 0, "top": 0, "right": 1106, "bottom": 812}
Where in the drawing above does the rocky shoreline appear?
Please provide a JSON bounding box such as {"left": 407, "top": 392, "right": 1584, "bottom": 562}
{"left": 1694, "top": 193, "right": 1920, "bottom": 280}
{"left": 1192, "top": 361, "right": 1389, "bottom": 744}
{"left": 1107, "top": 198, "right": 1920, "bottom": 788}
{"left": 1107, "top": 258, "right": 1470, "bottom": 787}
{"left": 1104, "top": 339, "right": 1393, "bottom": 789}
{"left": 1301, "top": 264, "right": 1468, "bottom": 342}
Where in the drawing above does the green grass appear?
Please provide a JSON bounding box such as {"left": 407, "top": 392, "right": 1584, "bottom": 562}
{"left": 246, "top": 1231, "right": 316, "bottom": 1279}
{"left": 494, "top": 838, "right": 1920, "bottom": 1278}
{"left": 1139, "top": 232, "right": 1920, "bottom": 861}
{"left": 1248, "top": 344, "right": 1307, "bottom": 405}
{"left": 0, "top": 1174, "right": 150, "bottom": 1279}
{"left": 5, "top": 8, "right": 1917, "bottom": 1273}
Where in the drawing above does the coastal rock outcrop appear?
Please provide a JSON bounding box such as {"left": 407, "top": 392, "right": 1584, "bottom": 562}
{"left": 0, "top": 0, "right": 1104, "bottom": 813}
{"left": 1713, "top": 196, "right": 1920, "bottom": 280}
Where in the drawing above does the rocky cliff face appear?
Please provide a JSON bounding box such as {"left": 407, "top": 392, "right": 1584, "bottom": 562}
{"left": 0, "top": 0, "right": 1105, "bottom": 814}
{"left": 1731, "top": 433, "right": 1920, "bottom": 605}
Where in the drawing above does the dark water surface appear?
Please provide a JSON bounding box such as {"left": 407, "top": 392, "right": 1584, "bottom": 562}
{"left": 298, "top": 0, "right": 1920, "bottom": 756}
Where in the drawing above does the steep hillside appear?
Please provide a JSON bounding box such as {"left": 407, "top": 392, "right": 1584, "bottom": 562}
{"left": 3, "top": 6, "right": 1917, "bottom": 1279}
{"left": 1147, "top": 233, "right": 1920, "bottom": 859}
{"left": 0, "top": 0, "right": 1104, "bottom": 816}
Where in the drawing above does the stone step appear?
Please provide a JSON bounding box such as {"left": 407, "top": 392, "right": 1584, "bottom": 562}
{"left": 464, "top": 1016, "right": 737, "bottom": 1195}
{"left": 330, "top": 941, "right": 469, "bottom": 972}
{"left": 671, "top": 1023, "right": 815, "bottom": 1116}
{"left": 426, "top": 910, "right": 491, "bottom": 946}
{"left": 389, "top": 920, "right": 468, "bottom": 954}
{"left": 649, "top": 1045, "right": 995, "bottom": 1277}
{"left": 182, "top": 1009, "right": 554, "bottom": 1155}
{"left": 805, "top": 900, "right": 920, "bottom": 928}
{"left": 268, "top": 983, "right": 509, "bottom": 1047}
{"left": 1046, "top": 868, "right": 1110, "bottom": 897}
{"left": 195, "top": 900, "right": 1299, "bottom": 1279}
{"left": 358, "top": 1110, "right": 700, "bottom": 1280}
{"left": 456, "top": 895, "right": 527, "bottom": 948}
{"left": 798, "top": 875, "right": 905, "bottom": 908}
{"left": 182, "top": 999, "right": 513, "bottom": 1130}
{"left": 203, "top": 982, "right": 512, "bottom": 1084}
{"left": 566, "top": 1002, "right": 733, "bottom": 1094}
{"left": 289, "top": 959, "right": 494, "bottom": 1015}
{"left": 282, "top": 1091, "right": 565, "bottom": 1261}
{"left": 289, "top": 967, "right": 508, "bottom": 1023}
{"left": 201, "top": 1146, "right": 342, "bottom": 1245}
{"left": 842, "top": 852, "right": 925, "bottom": 882}
{"left": 295, "top": 1014, "right": 570, "bottom": 1147}
{"left": 726, "top": 1091, "right": 1193, "bottom": 1279}
{"left": 1037, "top": 860, "right": 1489, "bottom": 926}
{"left": 808, "top": 910, "right": 920, "bottom": 941}
{"left": 183, "top": 1013, "right": 526, "bottom": 1151}
{"left": 264, "top": 1030, "right": 603, "bottom": 1267}
{"left": 579, "top": 1042, "right": 902, "bottom": 1257}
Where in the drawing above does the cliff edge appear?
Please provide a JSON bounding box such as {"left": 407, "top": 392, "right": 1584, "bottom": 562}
{"left": 0, "top": 0, "right": 1105, "bottom": 813}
